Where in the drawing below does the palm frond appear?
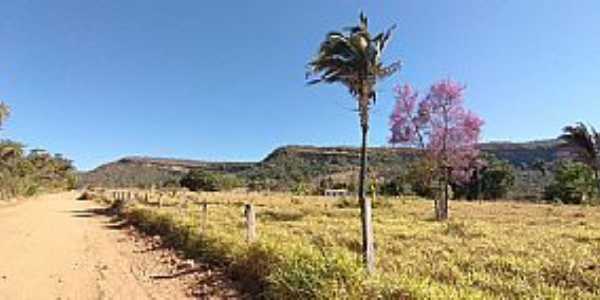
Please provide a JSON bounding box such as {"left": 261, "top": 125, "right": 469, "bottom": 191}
{"left": 559, "top": 122, "right": 600, "bottom": 168}
{"left": 306, "top": 13, "right": 400, "bottom": 104}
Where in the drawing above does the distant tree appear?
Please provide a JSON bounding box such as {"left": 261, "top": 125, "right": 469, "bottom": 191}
{"left": 404, "top": 157, "right": 438, "bottom": 198}
{"left": 0, "top": 140, "right": 24, "bottom": 162}
{"left": 161, "top": 178, "right": 181, "bottom": 189}
{"left": 479, "top": 158, "right": 515, "bottom": 200}
{"left": 247, "top": 177, "right": 278, "bottom": 193}
{"left": 318, "top": 177, "right": 335, "bottom": 194}
{"left": 559, "top": 123, "right": 600, "bottom": 192}
{"left": 545, "top": 161, "right": 596, "bottom": 204}
{"left": 532, "top": 159, "right": 548, "bottom": 176}
{"left": 291, "top": 182, "right": 310, "bottom": 196}
{"left": 0, "top": 104, "right": 75, "bottom": 197}
{"left": 0, "top": 102, "right": 10, "bottom": 130}
{"left": 180, "top": 170, "right": 220, "bottom": 192}
{"left": 180, "top": 169, "right": 242, "bottom": 192}
{"left": 454, "top": 154, "right": 515, "bottom": 201}
{"left": 380, "top": 176, "right": 406, "bottom": 196}
{"left": 306, "top": 13, "right": 400, "bottom": 273}
{"left": 218, "top": 174, "right": 243, "bottom": 191}
{"left": 390, "top": 80, "right": 484, "bottom": 220}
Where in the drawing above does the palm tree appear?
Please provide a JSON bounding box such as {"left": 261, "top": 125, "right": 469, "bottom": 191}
{"left": 559, "top": 122, "right": 600, "bottom": 192}
{"left": 306, "top": 13, "right": 400, "bottom": 273}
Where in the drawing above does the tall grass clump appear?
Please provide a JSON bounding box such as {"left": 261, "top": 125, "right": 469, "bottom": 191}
{"left": 124, "top": 205, "right": 369, "bottom": 298}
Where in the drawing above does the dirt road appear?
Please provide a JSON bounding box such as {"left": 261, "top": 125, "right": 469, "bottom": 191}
{"left": 0, "top": 192, "right": 238, "bottom": 300}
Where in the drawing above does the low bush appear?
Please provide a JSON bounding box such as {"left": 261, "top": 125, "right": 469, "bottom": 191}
{"left": 545, "top": 161, "right": 596, "bottom": 204}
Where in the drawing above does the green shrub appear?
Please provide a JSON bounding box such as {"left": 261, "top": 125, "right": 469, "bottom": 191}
{"left": 545, "top": 161, "right": 596, "bottom": 204}
{"left": 180, "top": 169, "right": 242, "bottom": 192}
{"left": 291, "top": 182, "right": 311, "bottom": 196}
{"left": 480, "top": 159, "right": 515, "bottom": 200}
{"left": 380, "top": 176, "right": 409, "bottom": 196}
{"left": 0, "top": 139, "right": 75, "bottom": 198}
{"left": 405, "top": 158, "right": 438, "bottom": 199}
{"left": 453, "top": 155, "right": 515, "bottom": 200}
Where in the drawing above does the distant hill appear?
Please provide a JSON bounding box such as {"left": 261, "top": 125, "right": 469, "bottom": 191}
{"left": 78, "top": 156, "right": 254, "bottom": 188}
{"left": 243, "top": 146, "right": 420, "bottom": 190}
{"left": 479, "top": 139, "right": 562, "bottom": 199}
{"left": 79, "top": 139, "right": 563, "bottom": 198}
{"left": 479, "top": 139, "right": 561, "bottom": 167}
{"left": 116, "top": 156, "right": 255, "bottom": 173}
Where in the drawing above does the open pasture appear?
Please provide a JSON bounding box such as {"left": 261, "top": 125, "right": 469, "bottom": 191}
{"left": 107, "top": 191, "right": 600, "bottom": 299}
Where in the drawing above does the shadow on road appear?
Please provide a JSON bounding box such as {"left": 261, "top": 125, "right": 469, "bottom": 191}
{"left": 65, "top": 202, "right": 250, "bottom": 299}
{"left": 67, "top": 207, "right": 131, "bottom": 231}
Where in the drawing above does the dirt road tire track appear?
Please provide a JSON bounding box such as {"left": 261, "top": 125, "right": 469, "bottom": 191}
{"left": 0, "top": 192, "right": 239, "bottom": 300}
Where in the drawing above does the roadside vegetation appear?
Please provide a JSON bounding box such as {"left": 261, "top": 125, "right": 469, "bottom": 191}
{"left": 90, "top": 190, "right": 600, "bottom": 299}
{"left": 0, "top": 102, "right": 76, "bottom": 200}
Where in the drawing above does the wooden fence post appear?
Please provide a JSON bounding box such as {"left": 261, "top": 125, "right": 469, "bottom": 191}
{"left": 244, "top": 203, "right": 256, "bottom": 242}
{"left": 201, "top": 202, "right": 208, "bottom": 231}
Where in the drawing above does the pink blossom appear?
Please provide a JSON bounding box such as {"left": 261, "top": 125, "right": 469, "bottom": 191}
{"left": 389, "top": 79, "right": 484, "bottom": 184}
{"left": 389, "top": 84, "right": 420, "bottom": 144}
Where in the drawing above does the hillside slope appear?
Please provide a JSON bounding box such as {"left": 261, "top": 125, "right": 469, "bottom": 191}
{"left": 80, "top": 139, "right": 562, "bottom": 197}
{"left": 79, "top": 156, "right": 254, "bottom": 188}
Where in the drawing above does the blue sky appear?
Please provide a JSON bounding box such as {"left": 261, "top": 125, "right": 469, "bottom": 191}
{"left": 1, "top": 1, "right": 599, "bottom": 170}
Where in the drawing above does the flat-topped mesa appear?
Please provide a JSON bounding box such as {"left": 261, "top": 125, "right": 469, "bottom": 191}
{"left": 266, "top": 139, "right": 562, "bottom": 167}
{"left": 116, "top": 156, "right": 255, "bottom": 172}
{"left": 80, "top": 139, "right": 565, "bottom": 195}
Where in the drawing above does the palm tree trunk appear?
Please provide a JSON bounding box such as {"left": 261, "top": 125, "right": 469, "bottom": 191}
{"left": 358, "top": 121, "right": 375, "bottom": 274}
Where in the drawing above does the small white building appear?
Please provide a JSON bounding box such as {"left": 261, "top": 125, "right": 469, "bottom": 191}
{"left": 324, "top": 189, "right": 349, "bottom": 197}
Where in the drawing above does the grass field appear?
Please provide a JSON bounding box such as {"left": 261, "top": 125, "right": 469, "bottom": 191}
{"left": 103, "top": 191, "right": 600, "bottom": 299}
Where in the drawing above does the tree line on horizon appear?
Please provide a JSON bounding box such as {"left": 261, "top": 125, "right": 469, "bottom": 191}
{"left": 0, "top": 102, "right": 77, "bottom": 199}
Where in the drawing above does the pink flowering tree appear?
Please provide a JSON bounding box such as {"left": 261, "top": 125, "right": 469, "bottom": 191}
{"left": 390, "top": 79, "right": 483, "bottom": 220}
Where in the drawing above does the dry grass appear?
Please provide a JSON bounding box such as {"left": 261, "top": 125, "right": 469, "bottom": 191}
{"left": 105, "top": 190, "right": 600, "bottom": 299}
